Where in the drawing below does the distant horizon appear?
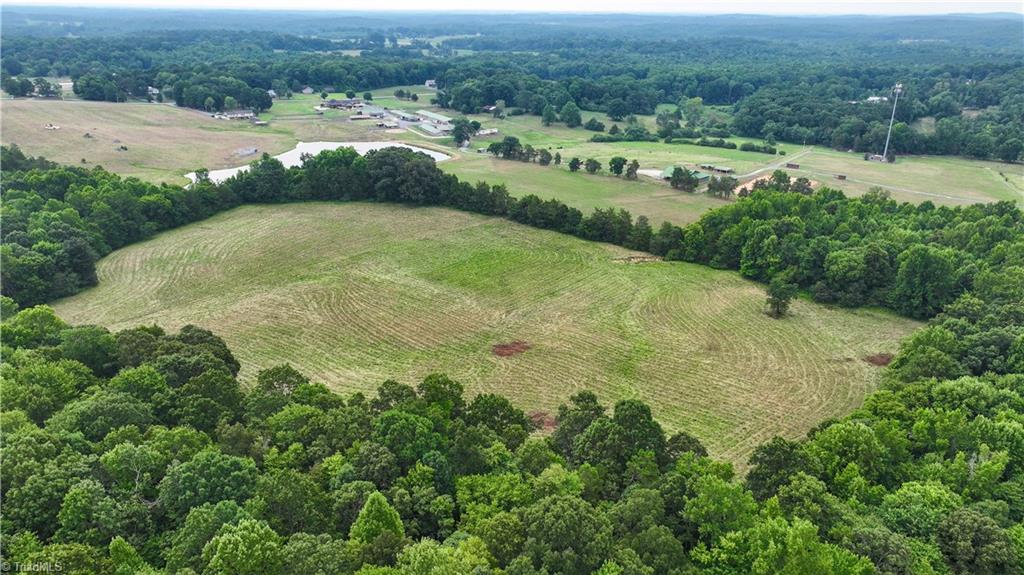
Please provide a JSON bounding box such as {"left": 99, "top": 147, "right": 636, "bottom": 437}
{"left": 4, "top": 1, "right": 1022, "bottom": 16}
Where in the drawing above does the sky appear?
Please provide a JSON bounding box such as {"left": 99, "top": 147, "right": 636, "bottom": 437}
{"left": 8, "top": 0, "right": 1024, "bottom": 14}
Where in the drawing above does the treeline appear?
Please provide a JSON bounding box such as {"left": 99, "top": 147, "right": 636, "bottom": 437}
{"left": 4, "top": 28, "right": 1023, "bottom": 159}
{"left": 1, "top": 32, "right": 443, "bottom": 111}
{"left": 432, "top": 52, "right": 1023, "bottom": 162}
{"left": 1, "top": 246, "right": 1021, "bottom": 573}
{"left": 665, "top": 180, "right": 1022, "bottom": 319}
{"left": 3, "top": 143, "right": 1022, "bottom": 324}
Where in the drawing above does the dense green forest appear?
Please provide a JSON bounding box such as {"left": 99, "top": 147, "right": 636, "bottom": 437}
{"left": 2, "top": 145, "right": 1023, "bottom": 572}
{"left": 2, "top": 11, "right": 1021, "bottom": 160}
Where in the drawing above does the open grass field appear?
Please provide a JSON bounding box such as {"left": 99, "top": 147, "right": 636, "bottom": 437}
{"left": 463, "top": 111, "right": 784, "bottom": 177}
{"left": 442, "top": 152, "right": 726, "bottom": 225}
{"left": 51, "top": 202, "right": 920, "bottom": 465}
{"left": 0, "top": 99, "right": 297, "bottom": 183}
{"left": 789, "top": 148, "right": 1024, "bottom": 206}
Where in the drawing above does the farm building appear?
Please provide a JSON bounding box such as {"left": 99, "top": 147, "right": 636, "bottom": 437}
{"left": 417, "top": 110, "right": 453, "bottom": 126}
{"left": 418, "top": 122, "right": 452, "bottom": 136}
{"left": 376, "top": 120, "right": 400, "bottom": 128}
{"left": 301, "top": 86, "right": 314, "bottom": 95}
{"left": 325, "top": 98, "right": 363, "bottom": 109}
{"left": 395, "top": 111, "right": 420, "bottom": 122}
{"left": 425, "top": 79, "right": 437, "bottom": 88}
{"left": 785, "top": 162, "right": 800, "bottom": 169}
{"left": 219, "top": 109, "right": 255, "bottom": 120}
{"left": 700, "top": 164, "right": 734, "bottom": 174}
{"left": 147, "top": 86, "right": 161, "bottom": 96}
{"left": 358, "top": 106, "right": 387, "bottom": 119}
{"left": 267, "top": 89, "right": 277, "bottom": 99}
{"left": 476, "top": 128, "right": 499, "bottom": 136}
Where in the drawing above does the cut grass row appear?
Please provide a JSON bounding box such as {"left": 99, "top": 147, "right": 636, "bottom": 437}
{"left": 51, "top": 202, "right": 920, "bottom": 466}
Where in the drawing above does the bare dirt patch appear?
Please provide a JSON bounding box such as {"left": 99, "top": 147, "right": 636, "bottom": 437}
{"left": 528, "top": 410, "right": 557, "bottom": 431}
{"left": 864, "top": 353, "right": 893, "bottom": 366}
{"left": 492, "top": 341, "right": 531, "bottom": 356}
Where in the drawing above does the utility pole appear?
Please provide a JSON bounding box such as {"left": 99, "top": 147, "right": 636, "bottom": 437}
{"left": 881, "top": 83, "right": 903, "bottom": 162}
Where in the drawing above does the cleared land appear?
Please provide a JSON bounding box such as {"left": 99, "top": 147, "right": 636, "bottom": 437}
{"left": 52, "top": 203, "right": 919, "bottom": 464}
{"left": 789, "top": 148, "right": 1024, "bottom": 206}
{"left": 5, "top": 94, "right": 1019, "bottom": 211}
{"left": 443, "top": 152, "right": 726, "bottom": 225}
{"left": 0, "top": 99, "right": 297, "bottom": 183}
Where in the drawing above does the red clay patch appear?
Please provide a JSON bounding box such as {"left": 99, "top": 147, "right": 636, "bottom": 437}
{"left": 528, "top": 411, "right": 557, "bottom": 431}
{"left": 864, "top": 353, "right": 893, "bottom": 367}
{"left": 493, "top": 341, "right": 531, "bottom": 357}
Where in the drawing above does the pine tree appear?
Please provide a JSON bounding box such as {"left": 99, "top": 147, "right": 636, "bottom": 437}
{"left": 349, "top": 491, "right": 405, "bottom": 542}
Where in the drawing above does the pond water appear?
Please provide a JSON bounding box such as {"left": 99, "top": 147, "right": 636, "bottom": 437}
{"left": 186, "top": 141, "right": 451, "bottom": 184}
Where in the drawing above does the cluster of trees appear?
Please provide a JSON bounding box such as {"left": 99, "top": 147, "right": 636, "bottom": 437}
{"left": 1, "top": 74, "right": 59, "bottom": 97}
{"left": 660, "top": 184, "right": 1023, "bottom": 319}
{"left": 484, "top": 137, "right": 643, "bottom": 181}
{"left": 392, "top": 88, "right": 419, "bottom": 101}
{"left": 732, "top": 72, "right": 1024, "bottom": 161}
{"left": 432, "top": 52, "right": 1022, "bottom": 162}
{"left": 1, "top": 31, "right": 445, "bottom": 112}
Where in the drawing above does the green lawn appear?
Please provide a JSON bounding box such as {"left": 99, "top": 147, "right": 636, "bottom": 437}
{"left": 443, "top": 152, "right": 725, "bottom": 225}
{"left": 51, "top": 202, "right": 919, "bottom": 466}
{"left": 790, "top": 148, "right": 1024, "bottom": 205}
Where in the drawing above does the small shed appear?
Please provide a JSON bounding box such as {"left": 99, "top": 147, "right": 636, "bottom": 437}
{"left": 835, "top": 174, "right": 847, "bottom": 180}
{"left": 785, "top": 162, "right": 800, "bottom": 169}
{"left": 221, "top": 109, "right": 255, "bottom": 120}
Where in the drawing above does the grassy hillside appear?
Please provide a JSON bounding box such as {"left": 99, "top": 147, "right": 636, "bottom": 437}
{"left": 52, "top": 202, "right": 919, "bottom": 464}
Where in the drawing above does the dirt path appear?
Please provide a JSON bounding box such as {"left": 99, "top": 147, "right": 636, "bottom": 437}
{"left": 737, "top": 147, "right": 813, "bottom": 180}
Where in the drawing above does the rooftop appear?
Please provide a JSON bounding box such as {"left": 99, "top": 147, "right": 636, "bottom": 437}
{"left": 417, "top": 109, "right": 453, "bottom": 123}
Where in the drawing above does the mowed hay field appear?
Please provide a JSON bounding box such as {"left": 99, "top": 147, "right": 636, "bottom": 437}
{"left": 442, "top": 152, "right": 726, "bottom": 225}
{"left": 52, "top": 203, "right": 920, "bottom": 464}
{"left": 0, "top": 99, "right": 297, "bottom": 184}
{"left": 791, "top": 148, "right": 1024, "bottom": 206}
